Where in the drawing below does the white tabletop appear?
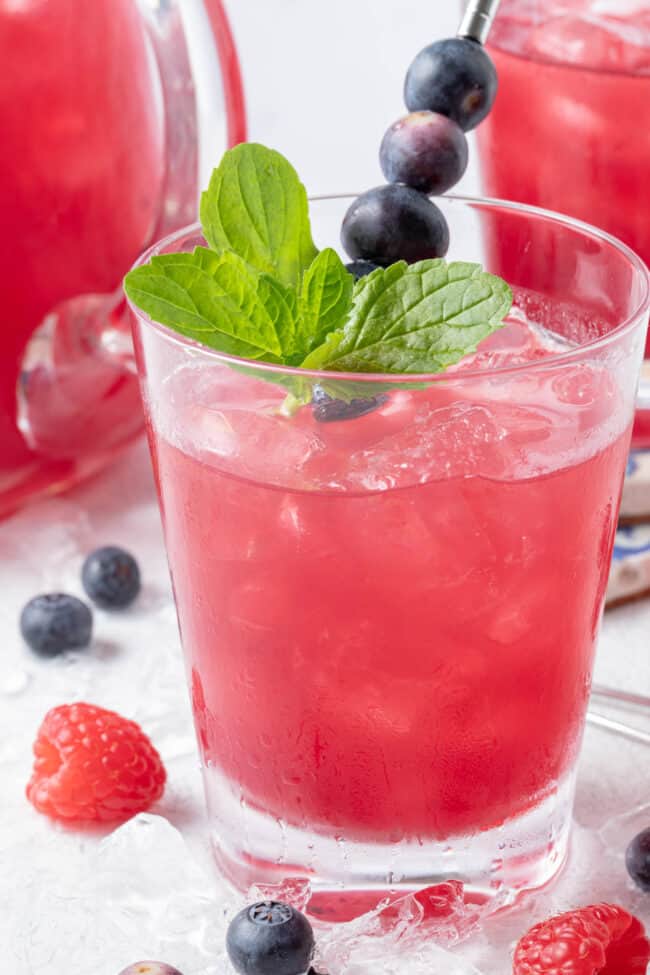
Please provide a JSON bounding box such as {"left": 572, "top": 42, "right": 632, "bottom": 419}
{"left": 2, "top": 439, "right": 649, "bottom": 974}
{"left": 3, "top": 2, "right": 650, "bottom": 972}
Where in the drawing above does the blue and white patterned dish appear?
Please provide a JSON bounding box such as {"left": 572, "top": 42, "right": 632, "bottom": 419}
{"left": 608, "top": 451, "right": 650, "bottom": 604}
{"left": 620, "top": 449, "right": 650, "bottom": 522}
{"left": 608, "top": 523, "right": 650, "bottom": 605}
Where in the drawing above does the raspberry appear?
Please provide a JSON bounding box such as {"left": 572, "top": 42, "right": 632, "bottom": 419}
{"left": 513, "top": 903, "right": 650, "bottom": 975}
{"left": 27, "top": 703, "right": 166, "bottom": 823}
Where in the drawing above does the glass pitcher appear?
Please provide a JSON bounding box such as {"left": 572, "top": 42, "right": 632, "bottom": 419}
{"left": 0, "top": 0, "right": 246, "bottom": 518}
{"left": 475, "top": 0, "right": 650, "bottom": 442}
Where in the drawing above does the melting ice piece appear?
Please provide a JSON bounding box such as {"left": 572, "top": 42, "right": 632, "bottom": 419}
{"left": 7, "top": 813, "right": 238, "bottom": 975}
{"left": 1, "top": 669, "right": 30, "bottom": 696}
{"left": 599, "top": 802, "right": 650, "bottom": 856}
{"left": 526, "top": 13, "right": 650, "bottom": 73}
{"left": 248, "top": 878, "right": 313, "bottom": 913}
{"left": 92, "top": 814, "right": 235, "bottom": 968}
{"left": 315, "top": 883, "right": 484, "bottom": 975}
{"left": 379, "top": 883, "right": 482, "bottom": 945}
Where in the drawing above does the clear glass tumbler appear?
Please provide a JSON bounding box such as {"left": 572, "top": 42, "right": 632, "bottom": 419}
{"left": 128, "top": 196, "right": 649, "bottom": 915}
{"left": 477, "top": 0, "right": 650, "bottom": 443}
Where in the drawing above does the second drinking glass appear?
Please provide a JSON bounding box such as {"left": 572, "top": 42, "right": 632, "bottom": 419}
{"left": 479, "top": 0, "right": 650, "bottom": 443}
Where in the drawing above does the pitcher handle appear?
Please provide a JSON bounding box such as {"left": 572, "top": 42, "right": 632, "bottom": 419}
{"left": 204, "top": 0, "right": 247, "bottom": 148}
{"left": 16, "top": 290, "right": 143, "bottom": 461}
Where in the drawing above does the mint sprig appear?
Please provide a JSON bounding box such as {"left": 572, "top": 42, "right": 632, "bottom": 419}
{"left": 199, "top": 143, "right": 317, "bottom": 287}
{"left": 124, "top": 249, "right": 286, "bottom": 362}
{"left": 124, "top": 142, "right": 513, "bottom": 407}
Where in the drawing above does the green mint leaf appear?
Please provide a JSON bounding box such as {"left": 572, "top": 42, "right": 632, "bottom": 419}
{"left": 124, "top": 248, "right": 299, "bottom": 362}
{"left": 169, "top": 245, "right": 301, "bottom": 359}
{"left": 294, "top": 248, "right": 353, "bottom": 358}
{"left": 300, "top": 329, "right": 345, "bottom": 370}
{"left": 256, "top": 273, "right": 299, "bottom": 359}
{"left": 125, "top": 142, "right": 514, "bottom": 417}
{"left": 199, "top": 143, "right": 317, "bottom": 288}
{"left": 305, "top": 259, "right": 512, "bottom": 374}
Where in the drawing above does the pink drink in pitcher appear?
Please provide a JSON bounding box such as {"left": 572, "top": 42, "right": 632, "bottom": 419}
{"left": 0, "top": 0, "right": 245, "bottom": 515}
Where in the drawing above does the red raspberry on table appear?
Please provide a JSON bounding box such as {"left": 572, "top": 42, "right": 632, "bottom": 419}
{"left": 27, "top": 703, "right": 166, "bottom": 823}
{"left": 513, "top": 903, "right": 650, "bottom": 975}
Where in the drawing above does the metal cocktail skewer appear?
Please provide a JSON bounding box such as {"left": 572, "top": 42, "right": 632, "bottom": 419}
{"left": 458, "top": 0, "right": 503, "bottom": 44}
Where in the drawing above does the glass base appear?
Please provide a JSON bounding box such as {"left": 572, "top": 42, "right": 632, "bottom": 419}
{"left": 204, "top": 767, "right": 574, "bottom": 920}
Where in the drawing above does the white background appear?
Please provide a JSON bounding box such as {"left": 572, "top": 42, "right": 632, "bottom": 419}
{"left": 227, "top": 0, "right": 479, "bottom": 196}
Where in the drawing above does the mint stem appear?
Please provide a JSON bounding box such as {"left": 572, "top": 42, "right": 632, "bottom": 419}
{"left": 279, "top": 392, "right": 306, "bottom": 417}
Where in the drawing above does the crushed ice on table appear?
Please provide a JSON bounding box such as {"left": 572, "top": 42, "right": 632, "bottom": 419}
{"left": 248, "top": 879, "right": 483, "bottom": 966}
{"left": 8, "top": 802, "right": 650, "bottom": 975}
{"left": 5, "top": 811, "right": 487, "bottom": 975}
{"left": 3, "top": 397, "right": 650, "bottom": 975}
{"left": 314, "top": 896, "right": 484, "bottom": 975}
{"left": 249, "top": 877, "right": 313, "bottom": 913}
{"left": 317, "top": 937, "right": 485, "bottom": 975}
{"left": 1, "top": 668, "right": 30, "bottom": 696}
{"left": 6, "top": 814, "right": 232, "bottom": 975}
{"left": 600, "top": 800, "right": 650, "bottom": 859}
{"left": 314, "top": 883, "right": 483, "bottom": 975}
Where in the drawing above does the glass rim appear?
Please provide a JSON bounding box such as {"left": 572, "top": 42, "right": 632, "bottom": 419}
{"left": 127, "top": 192, "right": 650, "bottom": 386}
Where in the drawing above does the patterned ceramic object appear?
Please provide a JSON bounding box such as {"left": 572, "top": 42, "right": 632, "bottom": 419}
{"left": 620, "top": 450, "right": 650, "bottom": 523}
{"left": 607, "top": 521, "right": 650, "bottom": 605}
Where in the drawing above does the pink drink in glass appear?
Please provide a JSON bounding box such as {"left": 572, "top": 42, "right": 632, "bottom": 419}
{"left": 478, "top": 0, "right": 650, "bottom": 441}
{"left": 155, "top": 320, "right": 626, "bottom": 841}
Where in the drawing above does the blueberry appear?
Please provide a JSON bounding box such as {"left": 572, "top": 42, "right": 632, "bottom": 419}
{"left": 312, "top": 386, "right": 388, "bottom": 423}
{"left": 404, "top": 37, "right": 497, "bottom": 132}
{"left": 226, "top": 901, "right": 314, "bottom": 975}
{"left": 81, "top": 545, "right": 141, "bottom": 609}
{"left": 20, "top": 593, "right": 93, "bottom": 657}
{"left": 626, "top": 828, "right": 650, "bottom": 891}
{"left": 345, "top": 260, "right": 380, "bottom": 281}
{"left": 380, "top": 111, "right": 468, "bottom": 195}
{"left": 341, "top": 184, "right": 449, "bottom": 266}
{"left": 118, "top": 965, "right": 184, "bottom": 975}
